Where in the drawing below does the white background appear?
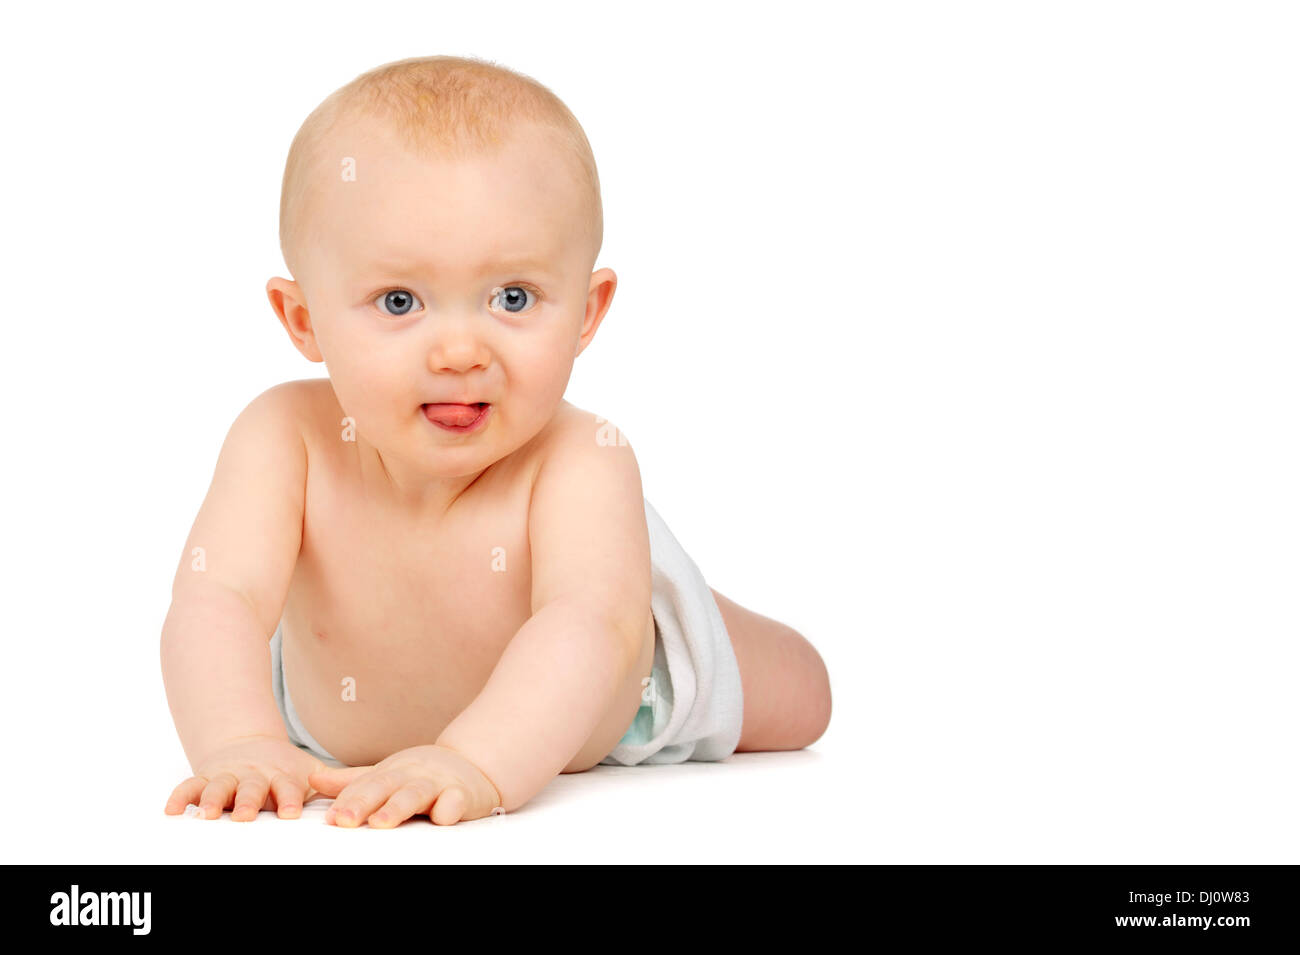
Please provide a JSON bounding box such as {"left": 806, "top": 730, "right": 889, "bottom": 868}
{"left": 1, "top": 0, "right": 1296, "bottom": 863}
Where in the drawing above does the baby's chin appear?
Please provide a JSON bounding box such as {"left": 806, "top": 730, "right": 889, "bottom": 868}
{"left": 405, "top": 441, "right": 503, "bottom": 479}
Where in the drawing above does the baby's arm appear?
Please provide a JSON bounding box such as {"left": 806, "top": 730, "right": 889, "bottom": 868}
{"left": 160, "top": 383, "right": 317, "bottom": 818}
{"left": 434, "top": 426, "right": 650, "bottom": 810}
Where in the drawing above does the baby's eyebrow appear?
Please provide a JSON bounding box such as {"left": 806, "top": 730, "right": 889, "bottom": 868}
{"left": 367, "top": 257, "right": 555, "bottom": 277}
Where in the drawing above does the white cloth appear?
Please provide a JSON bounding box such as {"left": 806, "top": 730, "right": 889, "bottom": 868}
{"left": 598, "top": 497, "right": 745, "bottom": 766}
{"left": 269, "top": 625, "right": 343, "bottom": 766}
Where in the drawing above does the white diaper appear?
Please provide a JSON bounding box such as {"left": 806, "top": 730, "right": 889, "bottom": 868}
{"left": 597, "top": 497, "right": 745, "bottom": 766}
{"left": 269, "top": 625, "right": 344, "bottom": 767}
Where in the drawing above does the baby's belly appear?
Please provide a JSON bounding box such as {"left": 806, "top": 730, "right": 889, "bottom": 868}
{"left": 280, "top": 604, "right": 657, "bottom": 770}
{"left": 281, "top": 616, "right": 503, "bottom": 767}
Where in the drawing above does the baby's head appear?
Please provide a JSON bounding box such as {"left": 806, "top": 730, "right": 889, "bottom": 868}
{"left": 267, "top": 55, "right": 616, "bottom": 489}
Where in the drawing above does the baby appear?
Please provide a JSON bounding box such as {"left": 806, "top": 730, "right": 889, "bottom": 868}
{"left": 161, "top": 54, "right": 831, "bottom": 827}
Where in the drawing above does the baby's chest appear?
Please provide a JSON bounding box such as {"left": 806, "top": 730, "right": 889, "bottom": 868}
{"left": 290, "top": 490, "right": 535, "bottom": 659}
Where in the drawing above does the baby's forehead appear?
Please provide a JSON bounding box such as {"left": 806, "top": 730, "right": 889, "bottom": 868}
{"left": 291, "top": 110, "right": 597, "bottom": 272}
{"left": 315, "top": 194, "right": 577, "bottom": 278}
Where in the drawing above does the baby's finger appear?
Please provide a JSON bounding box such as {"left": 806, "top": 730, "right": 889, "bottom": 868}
{"left": 230, "top": 775, "right": 271, "bottom": 822}
{"left": 308, "top": 765, "right": 371, "bottom": 796}
{"left": 430, "top": 784, "right": 470, "bottom": 826}
{"left": 368, "top": 780, "right": 436, "bottom": 829}
{"left": 165, "top": 776, "right": 208, "bottom": 815}
{"left": 198, "top": 773, "right": 238, "bottom": 819}
{"left": 326, "top": 772, "right": 399, "bottom": 828}
{"left": 269, "top": 773, "right": 306, "bottom": 819}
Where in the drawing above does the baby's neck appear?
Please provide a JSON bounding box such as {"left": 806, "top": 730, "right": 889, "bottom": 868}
{"left": 358, "top": 438, "right": 496, "bottom": 522}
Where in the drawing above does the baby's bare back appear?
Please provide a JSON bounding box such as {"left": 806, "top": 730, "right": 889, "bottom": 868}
{"left": 278, "top": 380, "right": 651, "bottom": 768}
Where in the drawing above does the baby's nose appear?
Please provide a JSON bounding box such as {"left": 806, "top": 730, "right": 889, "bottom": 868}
{"left": 426, "top": 322, "right": 489, "bottom": 374}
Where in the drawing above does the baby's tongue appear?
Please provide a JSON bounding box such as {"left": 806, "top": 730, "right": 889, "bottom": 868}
{"left": 425, "top": 403, "right": 482, "bottom": 426}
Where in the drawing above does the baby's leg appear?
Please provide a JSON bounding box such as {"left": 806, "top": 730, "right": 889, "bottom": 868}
{"left": 709, "top": 588, "right": 831, "bottom": 752}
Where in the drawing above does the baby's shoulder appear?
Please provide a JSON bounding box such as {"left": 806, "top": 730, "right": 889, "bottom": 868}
{"left": 255, "top": 377, "right": 342, "bottom": 445}
{"left": 534, "top": 401, "right": 637, "bottom": 465}
{"left": 226, "top": 378, "right": 344, "bottom": 478}
{"left": 526, "top": 401, "right": 642, "bottom": 507}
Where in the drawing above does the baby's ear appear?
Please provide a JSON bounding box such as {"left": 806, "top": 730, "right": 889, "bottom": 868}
{"left": 266, "top": 277, "right": 324, "bottom": 363}
{"left": 575, "top": 267, "right": 618, "bottom": 357}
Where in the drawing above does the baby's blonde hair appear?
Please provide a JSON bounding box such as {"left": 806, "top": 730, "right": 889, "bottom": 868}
{"left": 277, "top": 54, "right": 603, "bottom": 278}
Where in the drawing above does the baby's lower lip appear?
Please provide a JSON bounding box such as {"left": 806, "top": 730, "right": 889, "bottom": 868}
{"left": 423, "top": 402, "right": 491, "bottom": 433}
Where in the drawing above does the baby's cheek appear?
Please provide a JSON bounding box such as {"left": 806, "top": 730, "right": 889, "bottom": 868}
{"left": 531, "top": 337, "right": 581, "bottom": 398}
{"left": 520, "top": 365, "right": 571, "bottom": 424}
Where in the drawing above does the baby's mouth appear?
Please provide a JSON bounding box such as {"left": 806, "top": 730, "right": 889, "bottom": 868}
{"left": 423, "top": 402, "right": 490, "bottom": 429}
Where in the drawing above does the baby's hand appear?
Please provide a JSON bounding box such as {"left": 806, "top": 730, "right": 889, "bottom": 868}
{"left": 164, "top": 734, "right": 325, "bottom": 821}
{"left": 309, "top": 744, "right": 504, "bottom": 828}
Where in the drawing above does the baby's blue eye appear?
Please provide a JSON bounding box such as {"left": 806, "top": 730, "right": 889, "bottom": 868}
{"left": 376, "top": 289, "right": 421, "bottom": 317}
{"left": 492, "top": 285, "right": 537, "bottom": 314}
